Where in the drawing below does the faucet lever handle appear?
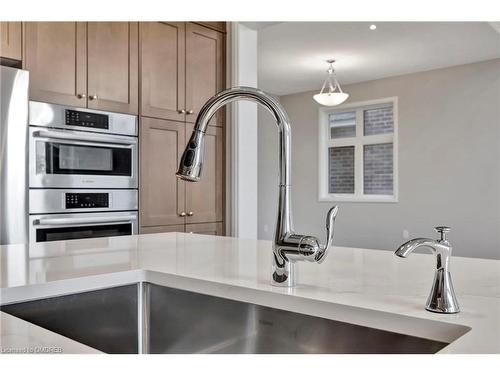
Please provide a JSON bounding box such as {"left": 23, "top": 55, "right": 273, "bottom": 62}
{"left": 323, "top": 206, "right": 339, "bottom": 249}
{"left": 434, "top": 226, "right": 451, "bottom": 241}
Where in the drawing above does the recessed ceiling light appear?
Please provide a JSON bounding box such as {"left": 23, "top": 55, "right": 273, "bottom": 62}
{"left": 369, "top": 24, "right": 377, "bottom": 30}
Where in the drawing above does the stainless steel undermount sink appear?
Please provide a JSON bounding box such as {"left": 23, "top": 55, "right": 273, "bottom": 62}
{"left": 1, "top": 283, "right": 456, "bottom": 354}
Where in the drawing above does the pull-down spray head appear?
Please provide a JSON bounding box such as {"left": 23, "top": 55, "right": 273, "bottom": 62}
{"left": 176, "top": 129, "right": 205, "bottom": 182}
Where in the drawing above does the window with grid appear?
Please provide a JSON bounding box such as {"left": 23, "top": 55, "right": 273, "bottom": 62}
{"left": 318, "top": 98, "right": 398, "bottom": 202}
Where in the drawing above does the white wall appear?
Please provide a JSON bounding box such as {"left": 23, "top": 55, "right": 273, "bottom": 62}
{"left": 230, "top": 23, "right": 258, "bottom": 239}
{"left": 258, "top": 59, "right": 500, "bottom": 259}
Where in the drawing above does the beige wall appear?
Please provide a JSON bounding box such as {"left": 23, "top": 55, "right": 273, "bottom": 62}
{"left": 258, "top": 59, "right": 500, "bottom": 259}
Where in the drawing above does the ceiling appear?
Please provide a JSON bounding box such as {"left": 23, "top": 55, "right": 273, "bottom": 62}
{"left": 257, "top": 22, "right": 500, "bottom": 96}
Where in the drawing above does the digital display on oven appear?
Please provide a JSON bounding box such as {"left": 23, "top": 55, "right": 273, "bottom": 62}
{"left": 65, "top": 193, "right": 109, "bottom": 209}
{"left": 65, "top": 109, "right": 109, "bottom": 129}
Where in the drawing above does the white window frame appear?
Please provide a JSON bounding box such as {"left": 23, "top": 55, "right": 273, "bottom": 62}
{"left": 318, "top": 97, "right": 399, "bottom": 203}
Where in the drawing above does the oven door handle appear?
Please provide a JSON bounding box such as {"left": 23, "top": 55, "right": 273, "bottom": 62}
{"left": 32, "top": 130, "right": 137, "bottom": 146}
{"left": 33, "top": 215, "right": 137, "bottom": 226}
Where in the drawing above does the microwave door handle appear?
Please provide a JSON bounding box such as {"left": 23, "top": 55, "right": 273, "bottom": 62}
{"left": 32, "top": 130, "right": 137, "bottom": 146}
{"left": 34, "top": 215, "right": 137, "bottom": 226}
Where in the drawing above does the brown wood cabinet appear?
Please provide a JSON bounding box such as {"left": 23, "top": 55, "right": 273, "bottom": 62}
{"left": 0, "top": 22, "right": 22, "bottom": 61}
{"left": 87, "top": 22, "right": 138, "bottom": 114}
{"left": 24, "top": 22, "right": 87, "bottom": 107}
{"left": 185, "top": 23, "right": 225, "bottom": 127}
{"left": 24, "top": 22, "right": 138, "bottom": 114}
{"left": 139, "top": 118, "right": 224, "bottom": 234}
{"left": 140, "top": 22, "right": 225, "bottom": 127}
{"left": 139, "top": 22, "right": 226, "bottom": 237}
{"left": 140, "top": 22, "right": 185, "bottom": 122}
{"left": 140, "top": 117, "right": 185, "bottom": 227}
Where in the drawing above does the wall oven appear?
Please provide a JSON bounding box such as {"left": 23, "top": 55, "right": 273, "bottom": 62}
{"left": 29, "top": 189, "right": 138, "bottom": 243}
{"left": 30, "top": 211, "right": 138, "bottom": 243}
{"left": 29, "top": 101, "right": 138, "bottom": 189}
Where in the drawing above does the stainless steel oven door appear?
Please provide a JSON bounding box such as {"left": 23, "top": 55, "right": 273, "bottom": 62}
{"left": 29, "top": 211, "right": 138, "bottom": 243}
{"left": 29, "top": 127, "right": 138, "bottom": 189}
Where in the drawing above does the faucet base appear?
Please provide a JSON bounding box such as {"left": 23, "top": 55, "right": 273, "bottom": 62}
{"left": 425, "top": 269, "right": 460, "bottom": 314}
{"left": 271, "top": 260, "right": 296, "bottom": 287}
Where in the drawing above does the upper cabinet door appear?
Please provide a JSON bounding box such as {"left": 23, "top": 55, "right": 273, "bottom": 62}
{"left": 0, "top": 22, "right": 22, "bottom": 61}
{"left": 24, "top": 22, "right": 87, "bottom": 107}
{"left": 185, "top": 23, "right": 224, "bottom": 127}
{"left": 87, "top": 22, "right": 139, "bottom": 114}
{"left": 185, "top": 124, "right": 224, "bottom": 224}
{"left": 140, "top": 117, "right": 186, "bottom": 227}
{"left": 140, "top": 22, "right": 185, "bottom": 122}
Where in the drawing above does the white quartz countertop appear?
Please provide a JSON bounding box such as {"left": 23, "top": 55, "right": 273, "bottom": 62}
{"left": 1, "top": 233, "right": 499, "bottom": 354}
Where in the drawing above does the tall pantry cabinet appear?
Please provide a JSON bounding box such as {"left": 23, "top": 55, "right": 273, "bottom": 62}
{"left": 139, "top": 22, "right": 226, "bottom": 235}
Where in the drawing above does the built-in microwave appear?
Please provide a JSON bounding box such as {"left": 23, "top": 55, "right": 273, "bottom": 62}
{"left": 28, "top": 101, "right": 138, "bottom": 189}
{"left": 29, "top": 127, "right": 138, "bottom": 189}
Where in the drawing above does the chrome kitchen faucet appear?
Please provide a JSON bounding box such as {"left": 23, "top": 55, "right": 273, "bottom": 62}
{"left": 395, "top": 226, "right": 460, "bottom": 313}
{"left": 176, "top": 86, "right": 339, "bottom": 287}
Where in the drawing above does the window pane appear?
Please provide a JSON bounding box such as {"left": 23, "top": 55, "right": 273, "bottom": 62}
{"left": 329, "top": 146, "right": 355, "bottom": 194}
{"left": 364, "top": 143, "right": 393, "bottom": 195}
{"left": 329, "top": 111, "right": 356, "bottom": 139}
{"left": 364, "top": 106, "right": 393, "bottom": 136}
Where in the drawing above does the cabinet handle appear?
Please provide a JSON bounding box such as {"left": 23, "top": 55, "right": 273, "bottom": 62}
{"left": 187, "top": 211, "right": 194, "bottom": 216}
{"left": 179, "top": 212, "right": 187, "bottom": 217}
{"left": 89, "top": 95, "right": 98, "bottom": 100}
{"left": 178, "top": 109, "right": 186, "bottom": 114}
{"left": 77, "top": 94, "right": 86, "bottom": 99}
{"left": 186, "top": 109, "right": 194, "bottom": 115}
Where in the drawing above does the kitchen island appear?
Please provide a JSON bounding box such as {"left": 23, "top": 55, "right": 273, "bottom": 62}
{"left": 1, "top": 232, "right": 499, "bottom": 354}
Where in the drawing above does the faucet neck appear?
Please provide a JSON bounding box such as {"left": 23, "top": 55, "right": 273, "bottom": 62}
{"left": 193, "top": 87, "right": 292, "bottom": 187}
{"left": 193, "top": 86, "right": 295, "bottom": 240}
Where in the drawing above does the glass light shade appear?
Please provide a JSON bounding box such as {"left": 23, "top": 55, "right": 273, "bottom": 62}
{"left": 313, "top": 92, "right": 349, "bottom": 106}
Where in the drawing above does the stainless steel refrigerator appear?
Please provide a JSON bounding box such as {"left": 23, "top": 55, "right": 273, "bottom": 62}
{"left": 0, "top": 66, "right": 29, "bottom": 245}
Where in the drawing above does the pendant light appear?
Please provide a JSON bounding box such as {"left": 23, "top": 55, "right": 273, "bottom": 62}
{"left": 313, "top": 59, "right": 349, "bottom": 106}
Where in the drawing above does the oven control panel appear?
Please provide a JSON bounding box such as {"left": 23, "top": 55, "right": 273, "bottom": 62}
{"left": 65, "top": 109, "right": 109, "bottom": 129}
{"left": 65, "top": 193, "right": 109, "bottom": 209}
